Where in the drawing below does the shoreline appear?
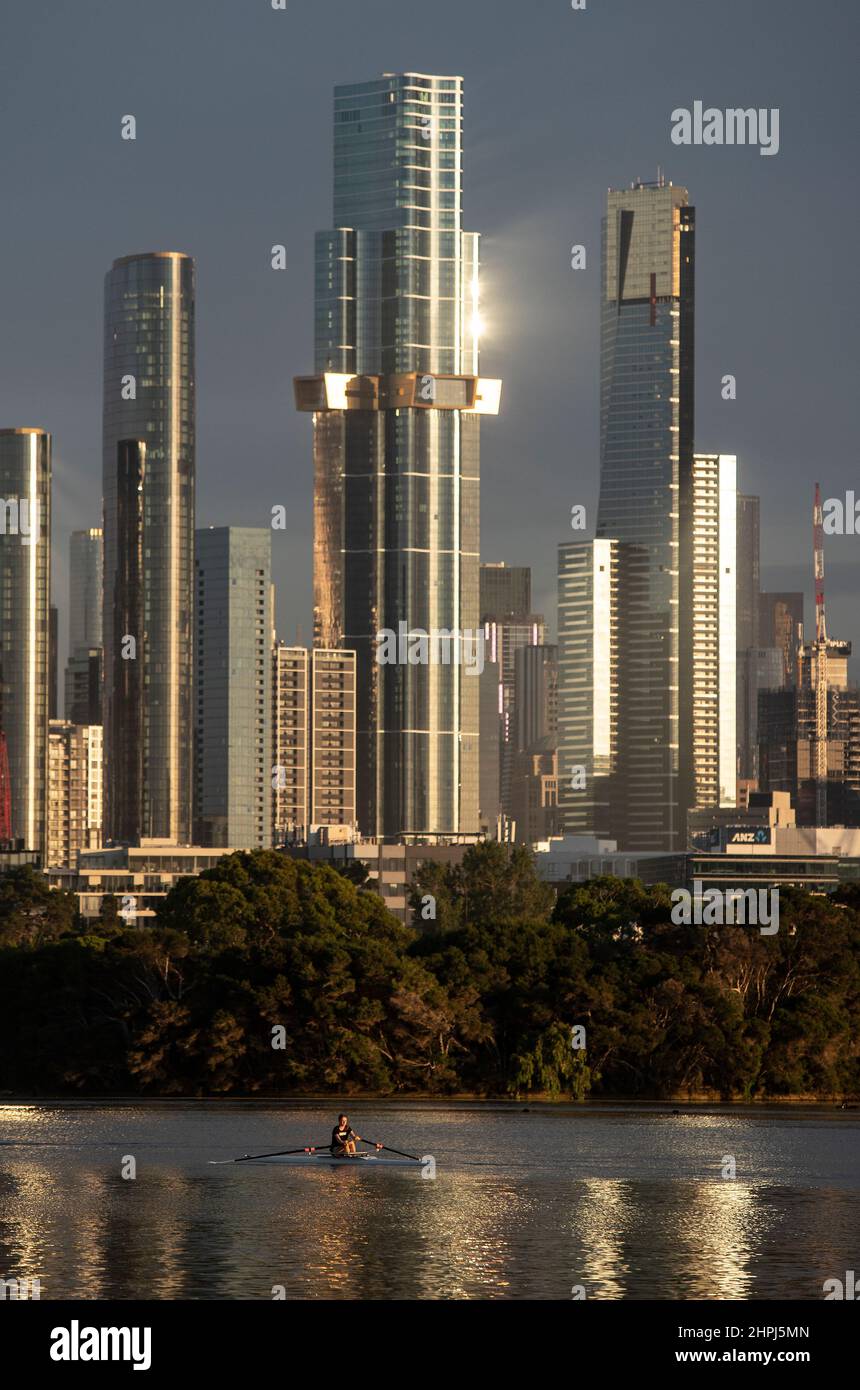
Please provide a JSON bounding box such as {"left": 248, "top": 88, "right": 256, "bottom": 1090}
{"left": 1, "top": 1093, "right": 856, "bottom": 1112}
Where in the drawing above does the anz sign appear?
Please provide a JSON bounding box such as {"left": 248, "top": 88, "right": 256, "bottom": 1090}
{"left": 726, "top": 826, "right": 772, "bottom": 847}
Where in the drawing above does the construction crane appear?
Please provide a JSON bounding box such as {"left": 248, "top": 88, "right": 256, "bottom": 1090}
{"left": 812, "top": 483, "right": 829, "bottom": 826}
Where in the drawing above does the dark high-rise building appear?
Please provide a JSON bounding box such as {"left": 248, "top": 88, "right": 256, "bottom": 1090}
{"left": 736, "top": 495, "right": 760, "bottom": 653}
{"left": 0, "top": 428, "right": 51, "bottom": 855}
{"left": 103, "top": 253, "right": 195, "bottom": 844}
{"left": 760, "top": 592, "right": 804, "bottom": 686}
{"left": 298, "top": 74, "right": 500, "bottom": 840}
{"left": 595, "top": 179, "right": 695, "bottom": 850}
{"left": 65, "top": 527, "right": 103, "bottom": 723}
{"left": 49, "top": 604, "right": 58, "bottom": 720}
{"left": 69, "top": 528, "right": 103, "bottom": 654}
{"left": 480, "top": 563, "right": 531, "bottom": 621}
{"left": 108, "top": 439, "right": 146, "bottom": 841}
{"left": 64, "top": 647, "right": 103, "bottom": 726}
{"left": 514, "top": 643, "right": 558, "bottom": 751}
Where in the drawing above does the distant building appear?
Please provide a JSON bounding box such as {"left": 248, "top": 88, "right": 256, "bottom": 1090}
{"left": 0, "top": 428, "right": 52, "bottom": 857}
{"left": 760, "top": 592, "right": 804, "bottom": 686}
{"left": 272, "top": 644, "right": 309, "bottom": 844}
{"left": 309, "top": 648, "right": 356, "bottom": 830}
{"left": 736, "top": 495, "right": 760, "bottom": 653}
{"left": 483, "top": 613, "right": 546, "bottom": 821}
{"left": 480, "top": 563, "right": 531, "bottom": 622}
{"left": 283, "top": 835, "right": 480, "bottom": 924}
{"left": 557, "top": 538, "right": 621, "bottom": 841}
{"left": 686, "top": 452, "right": 737, "bottom": 814}
{"left": 49, "top": 605, "right": 58, "bottom": 720}
{"left": 758, "top": 636, "right": 860, "bottom": 826}
{"left": 271, "top": 644, "right": 357, "bottom": 843}
{"left": 48, "top": 841, "right": 238, "bottom": 921}
{"left": 194, "top": 527, "right": 273, "bottom": 849}
{"left": 64, "top": 646, "right": 103, "bottom": 726}
{"left": 46, "top": 721, "right": 103, "bottom": 868}
{"left": 65, "top": 527, "right": 103, "bottom": 724}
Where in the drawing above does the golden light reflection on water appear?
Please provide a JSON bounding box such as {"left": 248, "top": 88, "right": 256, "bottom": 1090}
{"left": 1, "top": 1105, "right": 858, "bottom": 1299}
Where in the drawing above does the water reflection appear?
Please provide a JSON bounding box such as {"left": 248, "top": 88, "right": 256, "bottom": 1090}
{"left": 1, "top": 1104, "right": 858, "bottom": 1300}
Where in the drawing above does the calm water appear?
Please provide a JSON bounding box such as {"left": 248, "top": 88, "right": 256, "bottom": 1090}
{"left": 1, "top": 1102, "right": 857, "bottom": 1300}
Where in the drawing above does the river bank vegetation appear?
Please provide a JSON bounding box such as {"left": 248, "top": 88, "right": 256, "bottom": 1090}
{"left": 0, "top": 846, "right": 858, "bottom": 1100}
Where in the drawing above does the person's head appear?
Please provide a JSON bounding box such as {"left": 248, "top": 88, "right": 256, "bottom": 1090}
{"left": 338, "top": 1114, "right": 348, "bottom": 1127}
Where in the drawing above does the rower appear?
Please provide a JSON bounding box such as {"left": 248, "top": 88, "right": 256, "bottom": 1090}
{"left": 331, "top": 1114, "right": 382, "bottom": 1157}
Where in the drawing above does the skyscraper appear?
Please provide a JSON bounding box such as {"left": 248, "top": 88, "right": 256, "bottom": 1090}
{"left": 598, "top": 179, "right": 695, "bottom": 851}
{"left": 194, "top": 528, "right": 272, "bottom": 849}
{"left": 688, "top": 453, "right": 737, "bottom": 811}
{"left": 0, "top": 428, "right": 51, "bottom": 855}
{"left": 103, "top": 252, "right": 195, "bottom": 844}
{"left": 69, "top": 528, "right": 103, "bottom": 654}
{"left": 760, "top": 592, "right": 804, "bottom": 686}
{"left": 298, "top": 73, "right": 501, "bottom": 840}
{"left": 736, "top": 496, "right": 760, "bottom": 653}
{"left": 557, "top": 538, "right": 621, "bottom": 837}
{"left": 480, "top": 563, "right": 531, "bottom": 622}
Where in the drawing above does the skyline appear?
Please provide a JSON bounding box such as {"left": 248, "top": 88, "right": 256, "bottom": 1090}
{"left": 2, "top": 0, "right": 859, "bottom": 676}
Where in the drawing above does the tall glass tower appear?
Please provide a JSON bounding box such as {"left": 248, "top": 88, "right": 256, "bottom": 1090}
{"left": 297, "top": 73, "right": 500, "bottom": 840}
{"left": 597, "top": 180, "right": 695, "bottom": 851}
{"left": 103, "top": 252, "right": 195, "bottom": 844}
{"left": 0, "top": 428, "right": 51, "bottom": 855}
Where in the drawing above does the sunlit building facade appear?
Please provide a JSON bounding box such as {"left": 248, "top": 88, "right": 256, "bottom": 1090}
{"left": 557, "top": 539, "right": 621, "bottom": 838}
{"left": 298, "top": 73, "right": 500, "bottom": 840}
{"left": 46, "top": 720, "right": 103, "bottom": 868}
{"left": 0, "top": 428, "right": 51, "bottom": 855}
{"left": 689, "top": 453, "right": 737, "bottom": 811}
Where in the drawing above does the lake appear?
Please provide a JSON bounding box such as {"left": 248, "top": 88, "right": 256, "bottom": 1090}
{"left": 1, "top": 1101, "right": 857, "bottom": 1300}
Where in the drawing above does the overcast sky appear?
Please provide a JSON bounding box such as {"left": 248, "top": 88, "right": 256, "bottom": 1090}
{"left": 2, "top": 0, "right": 858, "bottom": 667}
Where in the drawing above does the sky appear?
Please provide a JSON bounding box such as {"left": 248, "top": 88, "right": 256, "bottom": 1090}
{"left": 2, "top": 0, "right": 859, "bottom": 670}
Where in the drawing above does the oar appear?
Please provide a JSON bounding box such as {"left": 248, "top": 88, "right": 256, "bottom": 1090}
{"left": 358, "top": 1139, "right": 422, "bottom": 1162}
{"left": 228, "top": 1144, "right": 331, "bottom": 1164}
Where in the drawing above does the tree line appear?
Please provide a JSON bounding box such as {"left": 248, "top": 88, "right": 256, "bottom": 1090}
{"left": 0, "top": 844, "right": 858, "bottom": 1099}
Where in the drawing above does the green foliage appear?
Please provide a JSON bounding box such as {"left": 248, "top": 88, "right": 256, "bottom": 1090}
{"left": 0, "top": 856, "right": 857, "bottom": 1100}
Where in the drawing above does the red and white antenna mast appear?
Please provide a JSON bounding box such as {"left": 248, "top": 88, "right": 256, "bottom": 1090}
{"left": 813, "top": 482, "right": 827, "bottom": 643}
{"left": 812, "top": 483, "right": 829, "bottom": 824}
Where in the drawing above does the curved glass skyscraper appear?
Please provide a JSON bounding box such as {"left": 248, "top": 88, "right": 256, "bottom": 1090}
{"left": 103, "top": 252, "right": 195, "bottom": 844}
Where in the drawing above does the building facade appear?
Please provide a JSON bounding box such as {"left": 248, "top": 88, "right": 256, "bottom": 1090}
{"left": 299, "top": 73, "right": 500, "bottom": 841}
{"left": 194, "top": 527, "right": 272, "bottom": 849}
{"left": 46, "top": 720, "right": 103, "bottom": 868}
{"left": 103, "top": 252, "right": 195, "bottom": 844}
{"left": 309, "top": 648, "right": 356, "bottom": 829}
{"left": 688, "top": 452, "right": 737, "bottom": 813}
{"left": 272, "top": 643, "right": 309, "bottom": 844}
{"left": 0, "top": 428, "right": 51, "bottom": 855}
{"left": 597, "top": 179, "right": 695, "bottom": 851}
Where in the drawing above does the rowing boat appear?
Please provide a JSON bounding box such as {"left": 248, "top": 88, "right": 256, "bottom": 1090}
{"left": 210, "top": 1151, "right": 421, "bottom": 1169}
